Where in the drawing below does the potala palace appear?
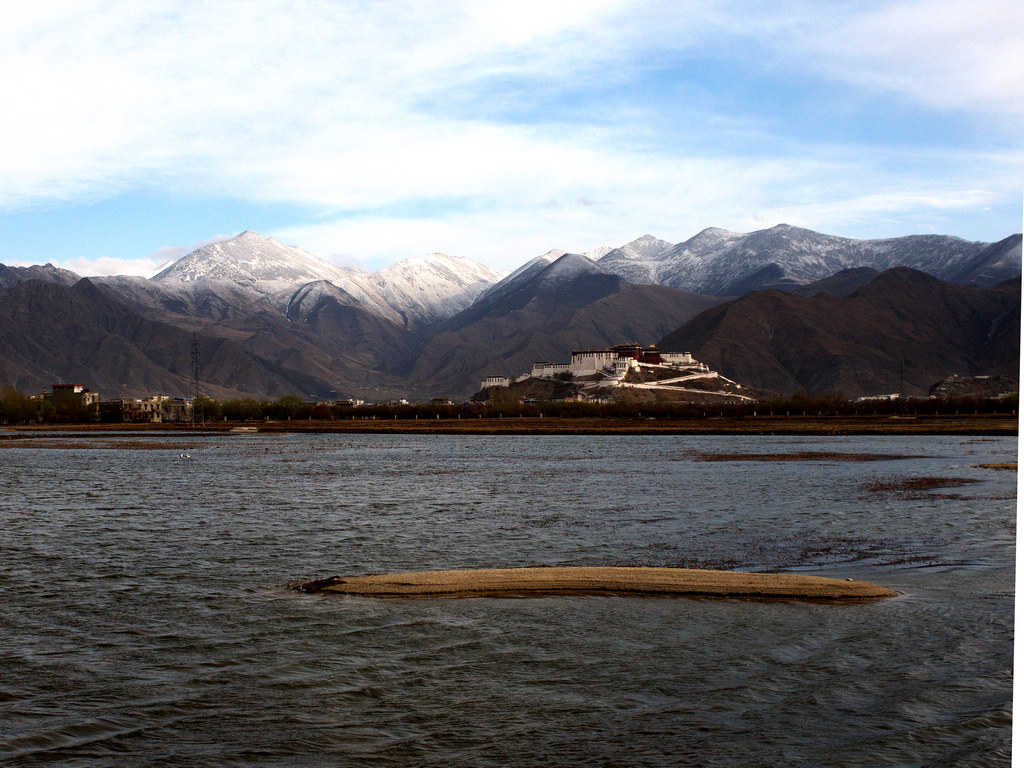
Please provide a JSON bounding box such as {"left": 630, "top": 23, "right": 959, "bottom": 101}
{"left": 480, "top": 343, "right": 755, "bottom": 402}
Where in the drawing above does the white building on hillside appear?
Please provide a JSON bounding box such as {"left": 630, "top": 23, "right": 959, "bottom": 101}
{"left": 480, "top": 343, "right": 701, "bottom": 392}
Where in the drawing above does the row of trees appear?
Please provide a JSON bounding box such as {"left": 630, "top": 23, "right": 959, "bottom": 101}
{"left": 195, "top": 395, "right": 337, "bottom": 422}
{"left": 1, "top": 386, "right": 1016, "bottom": 425}
{"left": 199, "top": 390, "right": 1017, "bottom": 422}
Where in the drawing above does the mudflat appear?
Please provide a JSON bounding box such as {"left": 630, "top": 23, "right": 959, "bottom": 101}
{"left": 300, "top": 566, "right": 897, "bottom": 601}
{"left": 259, "top": 414, "right": 1017, "bottom": 435}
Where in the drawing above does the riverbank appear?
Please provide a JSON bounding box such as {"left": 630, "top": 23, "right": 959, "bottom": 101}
{"left": 2, "top": 413, "right": 1017, "bottom": 435}
{"left": 298, "top": 567, "right": 897, "bottom": 601}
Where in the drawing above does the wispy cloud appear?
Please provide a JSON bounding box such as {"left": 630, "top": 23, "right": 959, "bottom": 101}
{"left": 278, "top": 144, "right": 1022, "bottom": 270}
{"left": 67, "top": 255, "right": 169, "bottom": 279}
{"left": 2, "top": 1, "right": 1019, "bottom": 273}
{"left": 792, "top": 0, "right": 1024, "bottom": 117}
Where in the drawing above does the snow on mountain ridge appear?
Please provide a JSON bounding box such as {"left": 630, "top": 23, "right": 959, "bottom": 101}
{"left": 596, "top": 224, "right": 1019, "bottom": 295}
{"left": 595, "top": 235, "right": 674, "bottom": 285}
{"left": 542, "top": 252, "right": 603, "bottom": 280}
{"left": 368, "top": 252, "right": 501, "bottom": 327}
{"left": 583, "top": 245, "right": 613, "bottom": 260}
{"left": 149, "top": 226, "right": 1020, "bottom": 327}
{"left": 154, "top": 231, "right": 463, "bottom": 325}
{"left": 619, "top": 235, "right": 674, "bottom": 260}
{"left": 154, "top": 231, "right": 357, "bottom": 285}
{"left": 474, "top": 249, "right": 566, "bottom": 306}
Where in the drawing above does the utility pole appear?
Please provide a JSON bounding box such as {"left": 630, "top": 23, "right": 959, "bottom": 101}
{"left": 191, "top": 332, "right": 204, "bottom": 425}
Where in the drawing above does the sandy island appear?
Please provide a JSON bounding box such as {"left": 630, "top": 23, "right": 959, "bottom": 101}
{"left": 299, "top": 566, "right": 896, "bottom": 602}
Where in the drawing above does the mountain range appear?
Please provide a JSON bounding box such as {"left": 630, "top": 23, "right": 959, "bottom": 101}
{"left": 597, "top": 225, "right": 1021, "bottom": 295}
{"left": 0, "top": 225, "right": 1019, "bottom": 400}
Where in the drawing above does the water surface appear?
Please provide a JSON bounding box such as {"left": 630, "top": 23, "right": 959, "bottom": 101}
{"left": 0, "top": 433, "right": 1015, "bottom": 766}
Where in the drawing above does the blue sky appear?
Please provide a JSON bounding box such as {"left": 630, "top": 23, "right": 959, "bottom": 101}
{"left": 2, "top": 0, "right": 1021, "bottom": 276}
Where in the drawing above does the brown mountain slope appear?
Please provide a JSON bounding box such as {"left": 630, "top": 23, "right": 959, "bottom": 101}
{"left": 95, "top": 277, "right": 415, "bottom": 400}
{"left": 0, "top": 279, "right": 339, "bottom": 399}
{"left": 657, "top": 268, "right": 1020, "bottom": 397}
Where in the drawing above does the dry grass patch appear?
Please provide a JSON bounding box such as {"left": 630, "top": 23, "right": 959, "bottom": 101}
{"left": 864, "top": 476, "right": 981, "bottom": 499}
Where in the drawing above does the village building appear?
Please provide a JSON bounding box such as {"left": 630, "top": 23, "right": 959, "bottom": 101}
{"left": 46, "top": 384, "right": 100, "bottom": 408}
{"left": 333, "top": 398, "right": 366, "bottom": 408}
{"left": 99, "top": 396, "right": 194, "bottom": 423}
{"left": 42, "top": 384, "right": 101, "bottom": 419}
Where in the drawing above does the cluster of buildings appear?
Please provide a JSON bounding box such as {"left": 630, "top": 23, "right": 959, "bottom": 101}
{"left": 481, "top": 343, "right": 713, "bottom": 393}
{"left": 43, "top": 384, "right": 195, "bottom": 423}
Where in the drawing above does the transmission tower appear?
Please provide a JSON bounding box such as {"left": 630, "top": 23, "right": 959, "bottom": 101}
{"left": 191, "top": 332, "right": 204, "bottom": 424}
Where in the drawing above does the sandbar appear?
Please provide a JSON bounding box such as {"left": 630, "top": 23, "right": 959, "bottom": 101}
{"left": 299, "top": 566, "right": 896, "bottom": 601}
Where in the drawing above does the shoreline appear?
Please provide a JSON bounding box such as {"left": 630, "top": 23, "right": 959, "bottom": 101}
{"left": 0, "top": 413, "right": 1017, "bottom": 436}
{"left": 298, "top": 566, "right": 897, "bottom": 602}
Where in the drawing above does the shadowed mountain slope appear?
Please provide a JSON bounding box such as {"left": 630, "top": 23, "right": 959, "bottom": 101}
{"left": 401, "top": 253, "right": 723, "bottom": 397}
{"left": 790, "top": 268, "right": 880, "bottom": 298}
{"left": 658, "top": 268, "right": 1020, "bottom": 397}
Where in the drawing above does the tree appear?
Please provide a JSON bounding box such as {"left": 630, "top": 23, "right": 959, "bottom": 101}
{"left": 268, "top": 395, "right": 307, "bottom": 420}
{"left": 223, "top": 398, "right": 265, "bottom": 421}
{"left": 196, "top": 395, "right": 222, "bottom": 421}
{"left": 0, "top": 386, "right": 37, "bottom": 424}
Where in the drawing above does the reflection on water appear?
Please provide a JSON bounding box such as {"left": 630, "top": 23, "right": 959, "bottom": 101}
{"left": 0, "top": 433, "right": 1015, "bottom": 766}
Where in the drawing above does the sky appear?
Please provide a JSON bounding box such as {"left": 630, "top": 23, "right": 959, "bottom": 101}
{"left": 2, "top": 0, "right": 1022, "bottom": 277}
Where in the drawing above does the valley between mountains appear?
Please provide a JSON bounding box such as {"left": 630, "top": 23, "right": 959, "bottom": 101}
{"left": 0, "top": 225, "right": 1019, "bottom": 402}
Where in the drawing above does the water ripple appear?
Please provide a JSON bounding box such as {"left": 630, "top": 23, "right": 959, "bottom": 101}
{"left": 0, "top": 432, "right": 1014, "bottom": 766}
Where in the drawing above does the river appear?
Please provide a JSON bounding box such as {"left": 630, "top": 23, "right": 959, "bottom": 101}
{"left": 0, "top": 432, "right": 1015, "bottom": 766}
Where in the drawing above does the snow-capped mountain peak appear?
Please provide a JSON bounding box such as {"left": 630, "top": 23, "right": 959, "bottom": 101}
{"left": 500, "top": 249, "right": 564, "bottom": 284}
{"left": 619, "top": 234, "right": 674, "bottom": 260}
{"left": 542, "top": 252, "right": 603, "bottom": 280}
{"left": 367, "top": 252, "right": 501, "bottom": 327}
{"left": 596, "top": 225, "right": 1019, "bottom": 296}
{"left": 152, "top": 231, "right": 405, "bottom": 322}
{"left": 146, "top": 226, "right": 1020, "bottom": 330}
{"left": 380, "top": 252, "right": 499, "bottom": 284}
{"left": 475, "top": 249, "right": 565, "bottom": 304}
{"left": 583, "top": 245, "right": 614, "bottom": 260}
{"left": 153, "top": 230, "right": 357, "bottom": 286}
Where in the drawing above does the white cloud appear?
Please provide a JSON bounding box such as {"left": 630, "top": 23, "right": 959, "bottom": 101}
{"left": 1, "top": 0, "right": 1020, "bottom": 272}
{"left": 0, "top": 1, "right": 754, "bottom": 211}
{"left": 275, "top": 145, "right": 1022, "bottom": 272}
{"left": 783, "top": 0, "right": 1024, "bottom": 119}
{"left": 63, "top": 255, "right": 168, "bottom": 279}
